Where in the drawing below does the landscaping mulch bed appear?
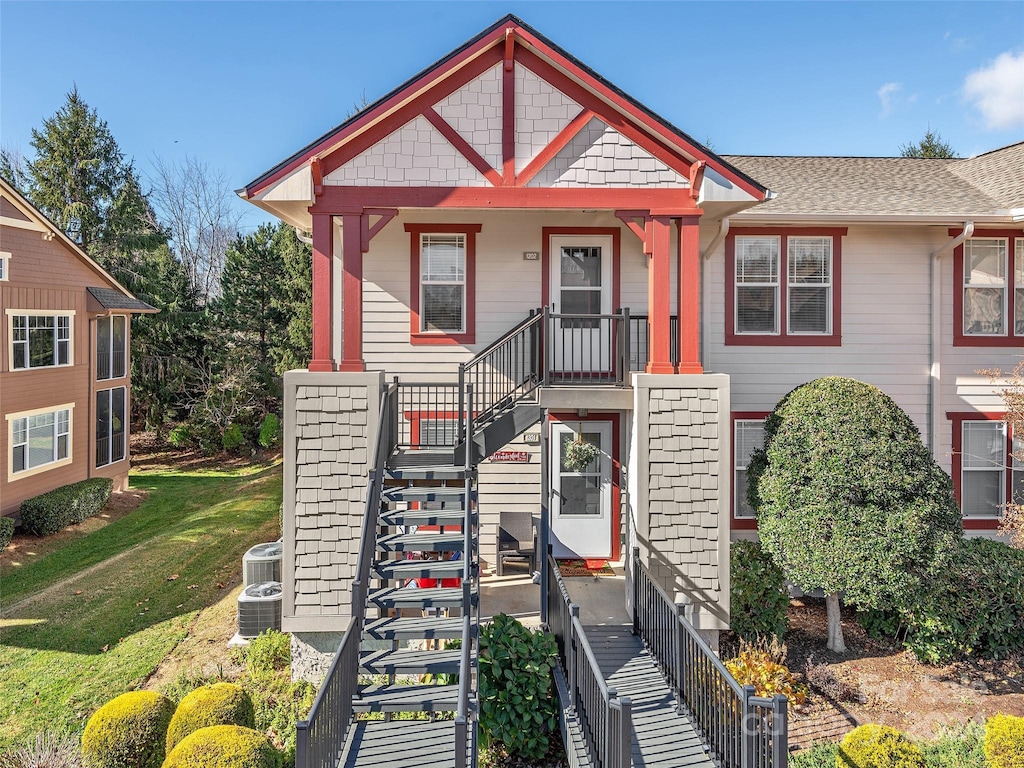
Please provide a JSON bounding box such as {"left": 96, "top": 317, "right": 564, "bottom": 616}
{"left": 728, "top": 597, "right": 1024, "bottom": 750}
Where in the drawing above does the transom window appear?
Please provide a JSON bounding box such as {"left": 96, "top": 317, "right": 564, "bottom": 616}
{"left": 10, "top": 313, "right": 72, "bottom": 369}
{"left": 734, "top": 418, "right": 766, "bottom": 519}
{"left": 726, "top": 229, "right": 844, "bottom": 346}
{"left": 11, "top": 406, "right": 72, "bottom": 475}
{"left": 97, "top": 315, "right": 127, "bottom": 380}
{"left": 954, "top": 231, "right": 1023, "bottom": 346}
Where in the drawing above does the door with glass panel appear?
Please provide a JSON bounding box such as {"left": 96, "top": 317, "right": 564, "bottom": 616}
{"left": 550, "top": 420, "right": 612, "bottom": 559}
{"left": 549, "top": 235, "right": 612, "bottom": 375}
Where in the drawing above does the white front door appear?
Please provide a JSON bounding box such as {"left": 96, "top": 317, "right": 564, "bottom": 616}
{"left": 549, "top": 235, "right": 613, "bottom": 375}
{"left": 550, "top": 420, "right": 613, "bottom": 559}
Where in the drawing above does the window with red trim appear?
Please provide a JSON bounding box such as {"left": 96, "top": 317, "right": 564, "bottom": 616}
{"left": 952, "top": 231, "right": 1024, "bottom": 346}
{"left": 731, "top": 412, "right": 770, "bottom": 529}
{"left": 725, "top": 228, "right": 845, "bottom": 346}
{"left": 406, "top": 223, "right": 480, "bottom": 345}
{"left": 949, "top": 412, "right": 1023, "bottom": 528}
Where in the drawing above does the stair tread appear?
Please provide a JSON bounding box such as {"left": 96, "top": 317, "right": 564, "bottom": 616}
{"left": 374, "top": 559, "right": 465, "bottom": 580}
{"left": 364, "top": 615, "right": 464, "bottom": 639}
{"left": 359, "top": 648, "right": 461, "bottom": 673}
{"left": 367, "top": 586, "right": 469, "bottom": 608}
{"left": 380, "top": 509, "right": 470, "bottom": 526}
{"left": 383, "top": 486, "right": 468, "bottom": 501}
{"left": 376, "top": 532, "right": 465, "bottom": 552}
{"left": 355, "top": 683, "right": 460, "bottom": 712}
{"left": 342, "top": 719, "right": 460, "bottom": 768}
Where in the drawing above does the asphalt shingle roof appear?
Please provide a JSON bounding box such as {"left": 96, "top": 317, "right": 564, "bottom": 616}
{"left": 723, "top": 142, "right": 1023, "bottom": 218}
{"left": 87, "top": 287, "right": 157, "bottom": 313}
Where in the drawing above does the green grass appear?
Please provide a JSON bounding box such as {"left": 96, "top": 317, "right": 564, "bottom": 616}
{"left": 0, "top": 462, "right": 283, "bottom": 750}
{"left": 792, "top": 723, "right": 987, "bottom": 768}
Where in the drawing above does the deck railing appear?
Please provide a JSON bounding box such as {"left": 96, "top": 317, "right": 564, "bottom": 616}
{"left": 395, "top": 380, "right": 461, "bottom": 449}
{"left": 545, "top": 311, "right": 629, "bottom": 386}
{"left": 626, "top": 314, "right": 680, "bottom": 371}
{"left": 631, "top": 548, "right": 788, "bottom": 768}
{"left": 294, "top": 382, "right": 395, "bottom": 768}
{"left": 547, "top": 554, "right": 633, "bottom": 768}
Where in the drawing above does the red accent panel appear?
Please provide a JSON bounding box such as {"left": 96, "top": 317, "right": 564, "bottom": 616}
{"left": 730, "top": 411, "right": 771, "bottom": 531}
{"left": 339, "top": 212, "right": 365, "bottom": 371}
{"left": 406, "top": 223, "right": 481, "bottom": 345}
{"left": 422, "top": 108, "right": 502, "bottom": 187}
{"left": 309, "top": 214, "right": 334, "bottom": 371}
{"left": 312, "top": 186, "right": 701, "bottom": 212}
{"left": 947, "top": 411, "right": 1007, "bottom": 530}
{"left": 548, "top": 412, "right": 622, "bottom": 561}
{"left": 647, "top": 216, "right": 674, "bottom": 374}
{"left": 677, "top": 216, "right": 702, "bottom": 372}
{"left": 540, "top": 227, "right": 621, "bottom": 311}
{"left": 725, "top": 227, "right": 846, "bottom": 347}
{"left": 951, "top": 229, "right": 1024, "bottom": 348}
{"left": 320, "top": 47, "right": 504, "bottom": 177}
{"left": 517, "top": 108, "right": 595, "bottom": 187}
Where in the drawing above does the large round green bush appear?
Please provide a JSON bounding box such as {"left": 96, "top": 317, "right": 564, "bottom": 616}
{"left": 0, "top": 516, "right": 14, "bottom": 550}
{"left": 81, "top": 690, "right": 174, "bottom": 768}
{"left": 730, "top": 539, "right": 789, "bottom": 641}
{"left": 984, "top": 714, "right": 1024, "bottom": 768}
{"left": 166, "top": 682, "right": 256, "bottom": 753}
{"left": 837, "top": 724, "right": 925, "bottom": 768}
{"left": 162, "top": 725, "right": 282, "bottom": 768}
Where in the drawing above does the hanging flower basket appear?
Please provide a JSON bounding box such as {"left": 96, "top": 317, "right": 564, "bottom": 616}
{"left": 563, "top": 437, "right": 600, "bottom": 471}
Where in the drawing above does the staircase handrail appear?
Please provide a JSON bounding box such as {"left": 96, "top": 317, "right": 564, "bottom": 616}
{"left": 454, "top": 383, "right": 478, "bottom": 768}
{"left": 631, "top": 548, "right": 788, "bottom": 768}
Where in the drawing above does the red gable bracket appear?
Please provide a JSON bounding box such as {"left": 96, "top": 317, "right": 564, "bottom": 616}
{"left": 615, "top": 210, "right": 652, "bottom": 255}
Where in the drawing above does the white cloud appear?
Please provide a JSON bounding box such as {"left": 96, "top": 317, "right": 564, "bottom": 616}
{"left": 877, "top": 82, "right": 902, "bottom": 116}
{"left": 963, "top": 50, "right": 1024, "bottom": 130}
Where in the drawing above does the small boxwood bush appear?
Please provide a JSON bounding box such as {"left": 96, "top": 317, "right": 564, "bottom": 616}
{"left": 984, "top": 714, "right": 1024, "bottom": 768}
{"left": 258, "top": 414, "right": 281, "bottom": 449}
{"left": 730, "top": 539, "right": 789, "bottom": 641}
{"left": 21, "top": 477, "right": 112, "bottom": 536}
{"left": 0, "top": 516, "right": 14, "bottom": 550}
{"left": 162, "top": 725, "right": 282, "bottom": 768}
{"left": 166, "top": 682, "right": 255, "bottom": 752}
{"left": 81, "top": 690, "right": 174, "bottom": 768}
{"left": 902, "top": 538, "right": 1024, "bottom": 664}
{"left": 479, "top": 613, "right": 559, "bottom": 761}
{"left": 837, "top": 724, "right": 925, "bottom": 768}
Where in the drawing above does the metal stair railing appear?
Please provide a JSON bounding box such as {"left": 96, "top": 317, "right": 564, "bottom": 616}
{"left": 295, "top": 381, "right": 396, "bottom": 768}
{"left": 546, "top": 554, "right": 632, "bottom": 768}
{"left": 631, "top": 548, "right": 788, "bottom": 768}
{"left": 454, "top": 384, "right": 479, "bottom": 768}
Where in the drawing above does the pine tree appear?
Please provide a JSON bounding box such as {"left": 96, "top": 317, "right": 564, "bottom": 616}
{"left": 899, "top": 129, "right": 957, "bottom": 159}
{"left": 271, "top": 223, "right": 313, "bottom": 372}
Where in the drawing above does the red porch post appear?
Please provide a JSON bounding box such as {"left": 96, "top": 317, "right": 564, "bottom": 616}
{"left": 646, "top": 216, "right": 674, "bottom": 374}
{"left": 338, "top": 211, "right": 366, "bottom": 372}
{"left": 677, "top": 216, "right": 703, "bottom": 373}
{"left": 309, "top": 213, "right": 334, "bottom": 372}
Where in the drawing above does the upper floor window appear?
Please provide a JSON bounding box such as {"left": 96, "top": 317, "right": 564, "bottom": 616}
{"left": 0, "top": 251, "right": 10, "bottom": 281}
{"left": 97, "top": 315, "right": 127, "bottom": 380}
{"left": 953, "top": 231, "right": 1023, "bottom": 346}
{"left": 950, "top": 413, "right": 1023, "bottom": 528}
{"left": 725, "top": 228, "right": 845, "bottom": 346}
{"left": 10, "top": 405, "right": 72, "bottom": 476}
{"left": 405, "top": 223, "right": 480, "bottom": 345}
{"left": 10, "top": 312, "right": 73, "bottom": 370}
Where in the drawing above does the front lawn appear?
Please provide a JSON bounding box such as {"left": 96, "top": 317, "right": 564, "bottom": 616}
{"left": 0, "top": 460, "right": 282, "bottom": 750}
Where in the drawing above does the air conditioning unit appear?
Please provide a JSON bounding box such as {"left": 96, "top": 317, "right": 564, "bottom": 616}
{"left": 243, "top": 542, "right": 282, "bottom": 587}
{"left": 237, "top": 581, "right": 282, "bottom": 638}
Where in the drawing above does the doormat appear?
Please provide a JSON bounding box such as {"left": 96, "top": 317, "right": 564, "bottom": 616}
{"left": 556, "top": 559, "right": 615, "bottom": 577}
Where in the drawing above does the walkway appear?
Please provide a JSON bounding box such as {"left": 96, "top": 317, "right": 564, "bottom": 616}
{"left": 584, "top": 625, "right": 715, "bottom": 768}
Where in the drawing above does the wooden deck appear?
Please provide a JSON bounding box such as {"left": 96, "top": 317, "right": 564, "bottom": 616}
{"left": 584, "top": 625, "right": 715, "bottom": 768}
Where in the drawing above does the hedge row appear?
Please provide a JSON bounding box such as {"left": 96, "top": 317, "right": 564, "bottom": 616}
{"left": 20, "top": 477, "right": 113, "bottom": 536}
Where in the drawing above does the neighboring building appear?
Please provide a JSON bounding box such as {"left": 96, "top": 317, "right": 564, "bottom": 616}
{"left": 0, "top": 178, "right": 157, "bottom": 521}
{"left": 239, "top": 16, "right": 1023, "bottom": 660}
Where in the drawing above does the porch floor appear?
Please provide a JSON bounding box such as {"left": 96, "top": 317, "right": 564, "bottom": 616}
{"left": 584, "top": 625, "right": 715, "bottom": 768}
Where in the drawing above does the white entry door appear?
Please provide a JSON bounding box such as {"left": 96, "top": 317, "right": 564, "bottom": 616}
{"left": 550, "top": 420, "right": 613, "bottom": 559}
{"left": 549, "top": 235, "right": 613, "bottom": 375}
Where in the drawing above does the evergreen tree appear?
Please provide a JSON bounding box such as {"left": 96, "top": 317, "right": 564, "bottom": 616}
{"left": 271, "top": 223, "right": 313, "bottom": 372}
{"left": 899, "top": 129, "right": 957, "bottom": 159}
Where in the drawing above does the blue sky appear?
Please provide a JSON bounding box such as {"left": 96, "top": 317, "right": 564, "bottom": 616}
{"left": 2, "top": 1, "right": 1022, "bottom": 231}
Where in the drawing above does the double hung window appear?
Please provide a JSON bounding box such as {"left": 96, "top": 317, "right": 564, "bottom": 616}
{"left": 733, "top": 418, "right": 766, "bottom": 519}
{"left": 955, "top": 232, "right": 1023, "bottom": 346}
{"left": 953, "top": 415, "right": 1023, "bottom": 525}
{"left": 406, "top": 223, "right": 479, "bottom": 344}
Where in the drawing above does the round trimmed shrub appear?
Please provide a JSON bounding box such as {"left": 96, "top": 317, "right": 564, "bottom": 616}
{"left": 836, "top": 724, "right": 925, "bottom": 768}
{"left": 162, "top": 725, "right": 282, "bottom": 768}
{"left": 730, "top": 539, "right": 789, "bottom": 641}
{"left": 0, "top": 516, "right": 14, "bottom": 550}
{"left": 81, "top": 690, "right": 174, "bottom": 768}
{"left": 984, "top": 714, "right": 1024, "bottom": 768}
{"left": 166, "top": 682, "right": 256, "bottom": 753}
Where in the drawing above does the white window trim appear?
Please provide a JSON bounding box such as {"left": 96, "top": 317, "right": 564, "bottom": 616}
{"left": 734, "top": 418, "right": 766, "bottom": 518}
{"left": 734, "top": 236, "right": 780, "bottom": 336}
{"left": 96, "top": 386, "right": 127, "bottom": 468}
{"left": 419, "top": 233, "right": 467, "bottom": 334}
{"left": 962, "top": 237, "right": 1008, "bottom": 337}
{"left": 6, "top": 309, "right": 76, "bottom": 371}
{"left": 96, "top": 314, "right": 128, "bottom": 381}
{"left": 6, "top": 402, "right": 75, "bottom": 481}
{"left": 0, "top": 251, "right": 10, "bottom": 281}
{"left": 786, "top": 236, "right": 833, "bottom": 336}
